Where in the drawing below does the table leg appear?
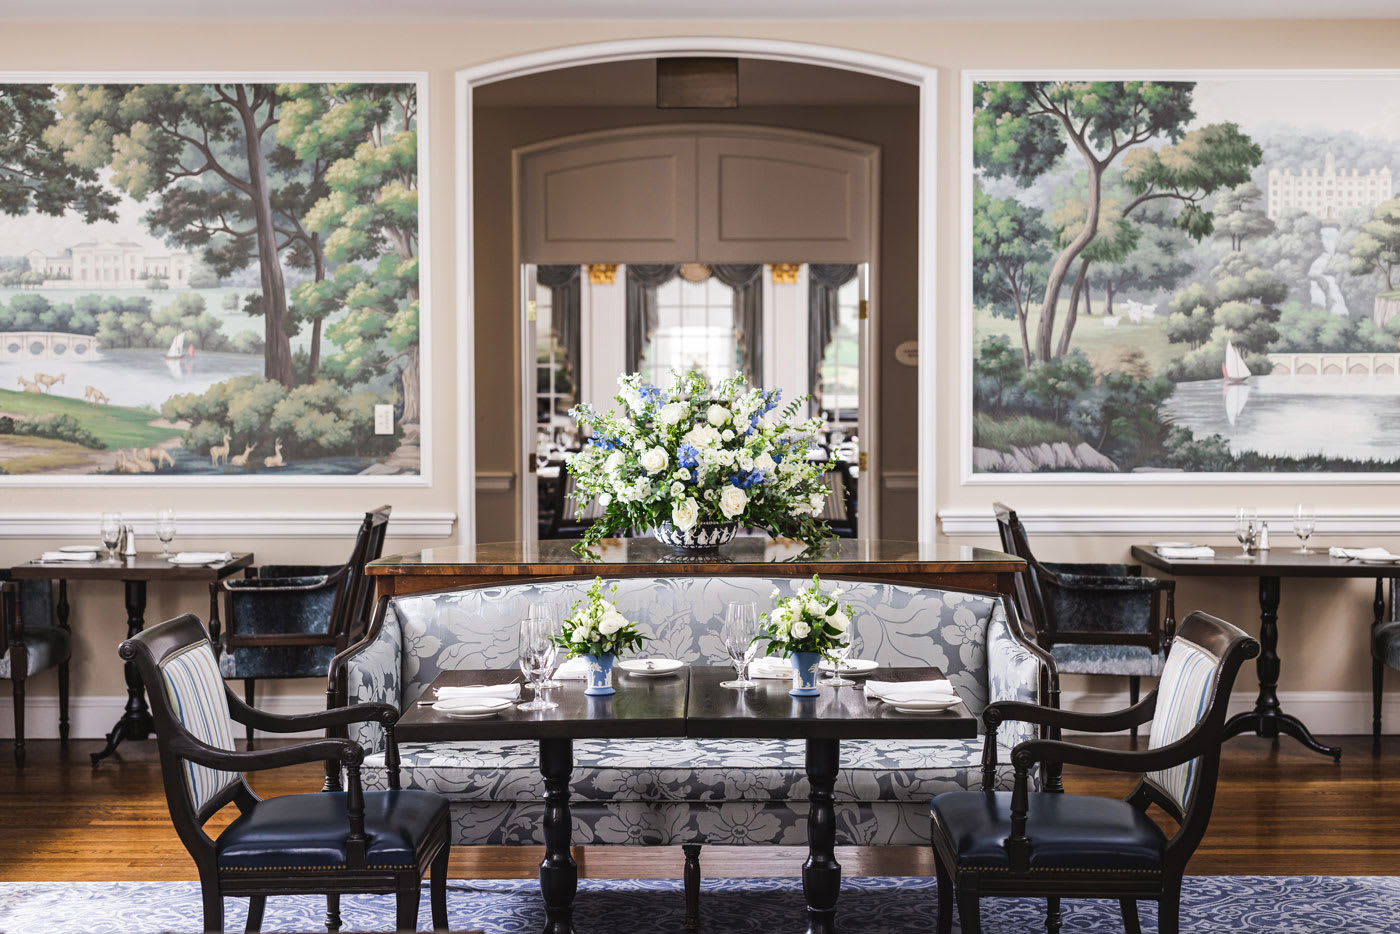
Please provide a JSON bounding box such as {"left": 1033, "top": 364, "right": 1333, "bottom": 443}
{"left": 1222, "top": 576, "right": 1340, "bottom": 761}
{"left": 91, "top": 580, "right": 155, "bottom": 766}
{"left": 539, "top": 737, "right": 577, "bottom": 934}
{"left": 803, "top": 737, "right": 841, "bottom": 934}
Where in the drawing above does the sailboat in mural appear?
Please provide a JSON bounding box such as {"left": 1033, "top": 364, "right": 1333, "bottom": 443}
{"left": 1224, "top": 381, "right": 1251, "bottom": 427}
{"left": 163, "top": 332, "right": 187, "bottom": 360}
{"left": 1223, "top": 341, "right": 1251, "bottom": 384}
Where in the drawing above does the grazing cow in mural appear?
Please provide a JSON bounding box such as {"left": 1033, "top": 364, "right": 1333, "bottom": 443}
{"left": 83, "top": 386, "right": 109, "bottom": 404}
{"left": 34, "top": 372, "right": 65, "bottom": 391}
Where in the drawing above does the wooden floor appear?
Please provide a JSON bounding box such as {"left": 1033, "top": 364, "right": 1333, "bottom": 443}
{"left": 1, "top": 733, "right": 1396, "bottom": 882}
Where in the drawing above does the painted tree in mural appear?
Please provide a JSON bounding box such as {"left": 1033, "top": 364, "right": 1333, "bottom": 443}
{"left": 1348, "top": 196, "right": 1400, "bottom": 291}
{"left": 0, "top": 87, "right": 118, "bottom": 223}
{"left": 278, "top": 83, "right": 421, "bottom": 423}
{"left": 1212, "top": 182, "right": 1274, "bottom": 252}
{"left": 971, "top": 190, "right": 1050, "bottom": 367}
{"left": 972, "top": 80, "right": 1262, "bottom": 361}
{"left": 1049, "top": 192, "right": 1139, "bottom": 353}
{"left": 46, "top": 84, "right": 299, "bottom": 387}
{"left": 1089, "top": 202, "right": 1193, "bottom": 319}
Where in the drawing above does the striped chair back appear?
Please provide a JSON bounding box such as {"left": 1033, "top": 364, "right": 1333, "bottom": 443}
{"left": 158, "top": 641, "right": 239, "bottom": 811}
{"left": 1144, "top": 635, "right": 1221, "bottom": 812}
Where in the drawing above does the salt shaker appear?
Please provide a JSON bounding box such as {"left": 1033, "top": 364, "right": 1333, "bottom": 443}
{"left": 122, "top": 524, "right": 138, "bottom": 556}
{"left": 1257, "top": 521, "right": 1270, "bottom": 551}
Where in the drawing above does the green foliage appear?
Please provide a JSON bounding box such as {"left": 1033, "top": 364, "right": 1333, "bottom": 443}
{"left": 0, "top": 415, "right": 13, "bottom": 434}
{"left": 0, "top": 86, "right": 117, "bottom": 222}
{"left": 14, "top": 413, "right": 105, "bottom": 449}
{"left": 972, "top": 413, "right": 1076, "bottom": 452}
{"left": 1121, "top": 123, "right": 1263, "bottom": 239}
{"left": 1211, "top": 182, "right": 1275, "bottom": 251}
{"left": 145, "top": 276, "right": 169, "bottom": 291}
{"left": 187, "top": 263, "right": 220, "bottom": 289}
{"left": 1348, "top": 196, "right": 1400, "bottom": 290}
{"left": 1163, "top": 426, "right": 1235, "bottom": 471}
{"left": 1023, "top": 352, "right": 1093, "bottom": 421}
{"left": 973, "top": 335, "right": 1024, "bottom": 410}
{"left": 1069, "top": 370, "right": 1174, "bottom": 463}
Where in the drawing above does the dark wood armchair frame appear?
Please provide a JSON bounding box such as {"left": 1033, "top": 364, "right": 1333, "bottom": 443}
{"left": 121, "top": 613, "right": 448, "bottom": 934}
{"left": 1, "top": 578, "right": 70, "bottom": 767}
{"left": 932, "top": 610, "right": 1259, "bottom": 934}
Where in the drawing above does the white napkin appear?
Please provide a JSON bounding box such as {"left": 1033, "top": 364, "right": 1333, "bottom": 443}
{"left": 553, "top": 657, "right": 591, "bottom": 680}
{"left": 435, "top": 683, "right": 522, "bottom": 702}
{"left": 170, "top": 551, "right": 233, "bottom": 564}
{"left": 865, "top": 679, "right": 955, "bottom": 703}
{"left": 39, "top": 551, "right": 98, "bottom": 562}
{"left": 750, "top": 656, "right": 794, "bottom": 679}
{"left": 1157, "top": 545, "right": 1216, "bottom": 559}
{"left": 1330, "top": 546, "right": 1400, "bottom": 561}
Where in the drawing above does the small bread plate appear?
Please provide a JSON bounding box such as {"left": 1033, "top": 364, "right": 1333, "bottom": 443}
{"left": 1358, "top": 555, "right": 1400, "bottom": 564}
{"left": 1151, "top": 541, "right": 1198, "bottom": 550}
{"left": 431, "top": 697, "right": 514, "bottom": 719}
{"left": 618, "top": 658, "right": 684, "bottom": 678}
{"left": 887, "top": 694, "right": 961, "bottom": 715}
{"left": 168, "top": 555, "right": 224, "bottom": 566}
{"left": 818, "top": 658, "right": 879, "bottom": 676}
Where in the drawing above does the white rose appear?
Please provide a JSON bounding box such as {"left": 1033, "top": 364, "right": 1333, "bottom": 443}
{"left": 620, "top": 386, "right": 643, "bottom": 412}
{"left": 707, "top": 404, "right": 731, "bottom": 427}
{"left": 571, "top": 626, "right": 588, "bottom": 643}
{"left": 598, "top": 609, "right": 628, "bottom": 636}
{"left": 830, "top": 611, "right": 850, "bottom": 634}
{"left": 639, "top": 446, "right": 669, "bottom": 475}
{"left": 659, "top": 402, "right": 689, "bottom": 426}
{"left": 809, "top": 492, "right": 826, "bottom": 514}
{"left": 671, "top": 496, "right": 700, "bottom": 532}
{"left": 684, "top": 424, "right": 720, "bottom": 448}
{"left": 738, "top": 453, "right": 754, "bottom": 471}
{"left": 719, "top": 485, "right": 748, "bottom": 519}
{"left": 598, "top": 492, "right": 612, "bottom": 507}
{"left": 792, "top": 619, "right": 811, "bottom": 639}
{"left": 755, "top": 452, "right": 776, "bottom": 472}
{"left": 604, "top": 451, "right": 626, "bottom": 474}
{"left": 721, "top": 429, "right": 735, "bottom": 442}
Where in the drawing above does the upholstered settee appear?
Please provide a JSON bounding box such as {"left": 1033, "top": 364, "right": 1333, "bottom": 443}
{"left": 331, "top": 576, "right": 1051, "bottom": 849}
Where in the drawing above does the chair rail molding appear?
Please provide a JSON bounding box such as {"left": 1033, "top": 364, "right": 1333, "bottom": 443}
{"left": 0, "top": 511, "right": 456, "bottom": 540}
{"left": 939, "top": 506, "right": 1400, "bottom": 538}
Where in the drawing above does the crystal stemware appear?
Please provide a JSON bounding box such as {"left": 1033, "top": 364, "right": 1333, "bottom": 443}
{"left": 822, "top": 633, "right": 859, "bottom": 687}
{"left": 1235, "top": 507, "right": 1258, "bottom": 557}
{"left": 517, "top": 618, "right": 558, "bottom": 712}
{"left": 99, "top": 512, "right": 122, "bottom": 562}
{"left": 155, "top": 507, "right": 177, "bottom": 558}
{"left": 719, "top": 602, "right": 759, "bottom": 689}
{"left": 1293, "top": 504, "right": 1317, "bottom": 553}
{"left": 529, "top": 603, "right": 564, "bottom": 688}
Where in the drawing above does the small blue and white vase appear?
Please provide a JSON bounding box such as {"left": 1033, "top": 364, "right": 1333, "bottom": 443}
{"left": 584, "top": 652, "right": 616, "bottom": 696}
{"left": 789, "top": 650, "right": 822, "bottom": 697}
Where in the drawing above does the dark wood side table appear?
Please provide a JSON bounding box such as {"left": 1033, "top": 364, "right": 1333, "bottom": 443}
{"left": 396, "top": 668, "right": 689, "bottom": 934}
{"left": 1131, "top": 545, "right": 1395, "bottom": 762}
{"left": 686, "top": 665, "right": 976, "bottom": 934}
{"left": 10, "top": 552, "right": 253, "bottom": 765}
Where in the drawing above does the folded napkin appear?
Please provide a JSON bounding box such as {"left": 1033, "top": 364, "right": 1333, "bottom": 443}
{"left": 553, "top": 657, "right": 591, "bottom": 680}
{"left": 865, "top": 679, "right": 955, "bottom": 703}
{"left": 435, "top": 683, "right": 521, "bottom": 702}
{"left": 39, "top": 551, "right": 98, "bottom": 562}
{"left": 750, "top": 656, "right": 794, "bottom": 679}
{"left": 171, "top": 551, "right": 233, "bottom": 564}
{"left": 1329, "top": 546, "right": 1400, "bottom": 561}
{"left": 1157, "top": 545, "right": 1216, "bottom": 559}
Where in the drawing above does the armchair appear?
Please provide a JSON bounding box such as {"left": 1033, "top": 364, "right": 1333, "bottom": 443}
{"left": 994, "top": 503, "right": 1175, "bottom": 741}
{"left": 0, "top": 576, "right": 70, "bottom": 767}
{"left": 121, "top": 612, "right": 450, "bottom": 934}
{"left": 929, "top": 611, "right": 1258, "bottom": 934}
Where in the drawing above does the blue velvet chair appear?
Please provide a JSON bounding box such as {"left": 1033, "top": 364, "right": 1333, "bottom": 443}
{"left": 0, "top": 576, "right": 70, "bottom": 767}
{"left": 929, "top": 611, "right": 1258, "bottom": 934}
{"left": 994, "top": 503, "right": 1175, "bottom": 742}
{"left": 210, "top": 506, "right": 390, "bottom": 746}
{"left": 120, "top": 612, "right": 449, "bottom": 934}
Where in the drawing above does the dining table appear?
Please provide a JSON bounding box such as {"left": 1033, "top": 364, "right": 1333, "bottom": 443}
{"left": 9, "top": 551, "right": 254, "bottom": 764}
{"left": 1131, "top": 544, "right": 1398, "bottom": 761}
{"left": 395, "top": 664, "right": 975, "bottom": 934}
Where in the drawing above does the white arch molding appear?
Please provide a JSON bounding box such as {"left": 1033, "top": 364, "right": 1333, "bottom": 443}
{"left": 454, "top": 38, "right": 939, "bottom": 548}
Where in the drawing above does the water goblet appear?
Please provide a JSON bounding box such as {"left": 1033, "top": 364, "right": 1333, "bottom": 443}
{"left": 1235, "top": 507, "right": 1258, "bottom": 557}
{"left": 822, "top": 634, "right": 860, "bottom": 687}
{"left": 155, "top": 507, "right": 177, "bottom": 558}
{"left": 517, "top": 618, "right": 558, "bottom": 712}
{"left": 719, "top": 602, "right": 759, "bottom": 688}
{"left": 1293, "top": 504, "right": 1317, "bottom": 553}
{"left": 99, "top": 512, "right": 123, "bottom": 562}
{"left": 529, "top": 603, "right": 565, "bottom": 688}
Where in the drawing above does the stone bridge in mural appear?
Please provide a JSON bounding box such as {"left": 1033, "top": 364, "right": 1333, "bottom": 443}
{"left": 0, "top": 331, "right": 102, "bottom": 361}
{"left": 1267, "top": 352, "right": 1400, "bottom": 376}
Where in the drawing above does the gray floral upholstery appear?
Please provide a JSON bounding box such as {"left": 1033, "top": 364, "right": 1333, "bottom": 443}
{"left": 1051, "top": 643, "right": 1167, "bottom": 677}
{"left": 344, "top": 576, "right": 1046, "bottom": 848}
{"left": 0, "top": 625, "right": 69, "bottom": 679}
{"left": 1375, "top": 621, "right": 1400, "bottom": 671}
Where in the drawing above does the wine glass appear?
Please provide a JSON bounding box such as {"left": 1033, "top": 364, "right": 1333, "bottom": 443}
{"left": 155, "top": 507, "right": 177, "bottom": 558}
{"left": 99, "top": 512, "right": 122, "bottom": 562}
{"left": 822, "top": 633, "right": 860, "bottom": 687}
{"left": 529, "top": 603, "right": 564, "bottom": 688}
{"left": 1293, "top": 504, "right": 1317, "bottom": 553}
{"left": 719, "top": 602, "right": 760, "bottom": 689}
{"left": 517, "top": 618, "right": 558, "bottom": 712}
{"left": 1235, "top": 507, "right": 1258, "bottom": 557}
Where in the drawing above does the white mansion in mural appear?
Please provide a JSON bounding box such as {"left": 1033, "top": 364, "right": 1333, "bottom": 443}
{"left": 25, "top": 240, "right": 194, "bottom": 288}
{"left": 1267, "top": 151, "right": 1393, "bottom": 221}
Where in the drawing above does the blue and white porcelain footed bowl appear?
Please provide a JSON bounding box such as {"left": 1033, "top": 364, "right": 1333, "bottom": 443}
{"left": 654, "top": 520, "right": 738, "bottom": 552}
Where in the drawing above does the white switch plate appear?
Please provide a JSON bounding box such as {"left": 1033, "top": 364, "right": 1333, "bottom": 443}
{"left": 374, "top": 405, "right": 394, "bottom": 435}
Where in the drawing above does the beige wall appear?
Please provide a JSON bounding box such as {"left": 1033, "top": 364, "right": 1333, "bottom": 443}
{"left": 2, "top": 19, "right": 1399, "bottom": 730}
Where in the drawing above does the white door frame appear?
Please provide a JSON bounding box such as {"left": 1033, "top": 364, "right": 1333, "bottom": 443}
{"left": 455, "top": 37, "right": 939, "bottom": 548}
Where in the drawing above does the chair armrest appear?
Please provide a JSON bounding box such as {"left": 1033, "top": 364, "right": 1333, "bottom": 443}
{"left": 985, "top": 694, "right": 1158, "bottom": 735}
{"left": 170, "top": 732, "right": 364, "bottom": 773}
{"left": 225, "top": 690, "right": 398, "bottom": 734}
{"left": 1041, "top": 569, "right": 1173, "bottom": 592}
{"left": 257, "top": 564, "right": 344, "bottom": 579}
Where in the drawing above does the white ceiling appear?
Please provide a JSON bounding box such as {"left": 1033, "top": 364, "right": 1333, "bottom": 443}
{"left": 2, "top": 0, "right": 1398, "bottom": 20}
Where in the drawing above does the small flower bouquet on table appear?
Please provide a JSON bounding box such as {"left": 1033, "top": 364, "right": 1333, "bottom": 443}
{"left": 760, "top": 575, "right": 851, "bottom": 696}
{"left": 554, "top": 577, "right": 647, "bottom": 695}
{"left": 564, "top": 370, "right": 835, "bottom": 555}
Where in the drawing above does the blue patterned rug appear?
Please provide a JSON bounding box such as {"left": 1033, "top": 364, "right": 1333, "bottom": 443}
{"left": 2, "top": 875, "right": 1398, "bottom": 933}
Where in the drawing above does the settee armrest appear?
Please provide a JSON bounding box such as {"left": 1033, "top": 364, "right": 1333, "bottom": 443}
{"left": 327, "top": 596, "right": 402, "bottom": 758}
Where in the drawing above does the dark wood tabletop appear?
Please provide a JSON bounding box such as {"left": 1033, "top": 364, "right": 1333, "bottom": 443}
{"left": 1131, "top": 545, "right": 1399, "bottom": 579}
{"left": 685, "top": 665, "right": 977, "bottom": 741}
{"left": 9, "top": 552, "right": 254, "bottom": 582}
{"left": 394, "top": 667, "right": 689, "bottom": 742}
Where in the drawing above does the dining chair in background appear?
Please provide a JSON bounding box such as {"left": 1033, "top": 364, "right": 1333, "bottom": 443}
{"left": 0, "top": 576, "right": 70, "bottom": 767}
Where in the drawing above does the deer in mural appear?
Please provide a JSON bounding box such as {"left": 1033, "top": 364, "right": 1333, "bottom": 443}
{"left": 262, "top": 438, "right": 285, "bottom": 469}
{"left": 34, "top": 372, "right": 64, "bottom": 392}
{"left": 83, "top": 385, "right": 109, "bottom": 404}
{"left": 230, "top": 443, "right": 256, "bottom": 468}
{"left": 209, "top": 432, "right": 232, "bottom": 467}
{"left": 146, "top": 447, "right": 175, "bottom": 469}
{"left": 16, "top": 375, "right": 42, "bottom": 393}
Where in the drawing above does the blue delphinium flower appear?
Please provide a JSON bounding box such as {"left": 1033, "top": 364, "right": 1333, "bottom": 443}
{"left": 639, "top": 384, "right": 667, "bottom": 405}
{"left": 589, "top": 435, "right": 623, "bottom": 451}
{"left": 730, "top": 468, "right": 768, "bottom": 490}
{"left": 677, "top": 443, "right": 701, "bottom": 470}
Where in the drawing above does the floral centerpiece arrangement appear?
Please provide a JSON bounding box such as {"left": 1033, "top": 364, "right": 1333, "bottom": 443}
{"left": 760, "top": 575, "right": 852, "bottom": 696}
{"left": 553, "top": 577, "right": 647, "bottom": 695}
{"left": 565, "top": 370, "right": 834, "bottom": 554}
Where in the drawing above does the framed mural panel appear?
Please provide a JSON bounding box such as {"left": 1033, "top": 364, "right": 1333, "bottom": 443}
{"left": 963, "top": 70, "right": 1400, "bottom": 483}
{"left": 0, "top": 73, "right": 428, "bottom": 484}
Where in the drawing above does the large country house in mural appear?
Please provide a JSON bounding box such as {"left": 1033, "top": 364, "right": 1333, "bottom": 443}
{"left": 0, "top": 78, "right": 424, "bottom": 478}
{"left": 967, "top": 73, "right": 1400, "bottom": 476}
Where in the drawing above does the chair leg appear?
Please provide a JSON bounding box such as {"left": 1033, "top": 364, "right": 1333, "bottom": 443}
{"left": 12, "top": 679, "right": 24, "bottom": 768}
{"left": 1119, "top": 898, "right": 1141, "bottom": 934}
{"left": 1373, "top": 658, "right": 1384, "bottom": 743}
{"left": 1158, "top": 880, "right": 1181, "bottom": 934}
{"left": 58, "top": 657, "right": 70, "bottom": 743}
{"left": 1128, "top": 676, "right": 1141, "bottom": 746}
{"left": 200, "top": 879, "right": 224, "bottom": 934}
{"left": 1046, "top": 895, "right": 1062, "bottom": 933}
{"left": 244, "top": 895, "right": 265, "bottom": 934}
{"left": 325, "top": 894, "right": 341, "bottom": 933}
{"left": 933, "top": 852, "right": 953, "bottom": 934}
{"left": 243, "top": 680, "right": 256, "bottom": 748}
{"left": 431, "top": 843, "right": 450, "bottom": 932}
{"left": 395, "top": 876, "right": 420, "bottom": 933}
{"left": 956, "top": 877, "right": 981, "bottom": 934}
{"left": 682, "top": 843, "right": 702, "bottom": 931}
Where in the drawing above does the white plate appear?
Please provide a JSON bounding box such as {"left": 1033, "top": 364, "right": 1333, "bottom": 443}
{"left": 893, "top": 702, "right": 960, "bottom": 715}
{"left": 884, "top": 694, "right": 961, "bottom": 712}
{"left": 1358, "top": 556, "right": 1400, "bottom": 564}
{"left": 618, "top": 658, "right": 684, "bottom": 677}
{"left": 1151, "top": 541, "right": 1198, "bottom": 549}
{"left": 167, "top": 555, "right": 226, "bottom": 566}
{"left": 431, "top": 698, "right": 514, "bottom": 718}
{"left": 59, "top": 544, "right": 102, "bottom": 553}
{"left": 818, "top": 658, "right": 879, "bottom": 676}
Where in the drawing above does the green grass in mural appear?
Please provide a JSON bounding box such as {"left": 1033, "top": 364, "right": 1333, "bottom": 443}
{"left": 0, "top": 388, "right": 182, "bottom": 449}
{"left": 0, "top": 434, "right": 100, "bottom": 474}
{"left": 973, "top": 412, "right": 1076, "bottom": 452}
{"left": 972, "top": 303, "right": 1182, "bottom": 375}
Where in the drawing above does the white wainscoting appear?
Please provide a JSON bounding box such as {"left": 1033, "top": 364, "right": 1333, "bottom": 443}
{"left": 0, "top": 511, "right": 457, "bottom": 539}
{"left": 939, "top": 507, "right": 1400, "bottom": 539}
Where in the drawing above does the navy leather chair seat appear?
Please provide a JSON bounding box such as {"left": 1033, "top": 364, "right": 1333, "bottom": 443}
{"left": 930, "top": 791, "right": 1166, "bottom": 872}
{"left": 217, "top": 790, "right": 448, "bottom": 871}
